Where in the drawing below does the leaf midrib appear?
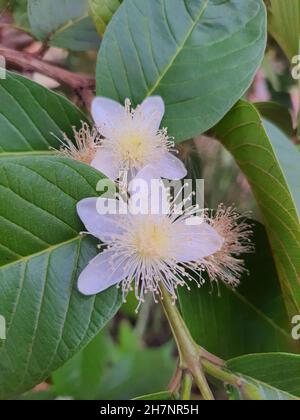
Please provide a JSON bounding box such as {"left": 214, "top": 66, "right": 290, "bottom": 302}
{"left": 145, "top": 0, "right": 209, "bottom": 98}
{"left": 0, "top": 151, "right": 56, "bottom": 158}
{"left": 0, "top": 236, "right": 83, "bottom": 271}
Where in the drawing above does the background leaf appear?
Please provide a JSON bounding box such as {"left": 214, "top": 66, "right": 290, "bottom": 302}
{"left": 89, "top": 0, "right": 122, "bottom": 37}
{"left": 28, "top": 0, "right": 100, "bottom": 51}
{"left": 52, "top": 330, "right": 110, "bottom": 400}
{"left": 0, "top": 71, "right": 87, "bottom": 153}
{"left": 52, "top": 322, "right": 175, "bottom": 400}
{"left": 0, "top": 156, "right": 122, "bottom": 398}
{"left": 267, "top": 0, "right": 300, "bottom": 59}
{"left": 179, "top": 222, "right": 297, "bottom": 360}
{"left": 255, "top": 101, "right": 294, "bottom": 138}
{"left": 227, "top": 353, "right": 300, "bottom": 397}
{"left": 96, "top": 0, "right": 267, "bottom": 142}
{"left": 214, "top": 101, "right": 300, "bottom": 316}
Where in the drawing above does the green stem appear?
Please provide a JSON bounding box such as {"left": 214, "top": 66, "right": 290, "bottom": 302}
{"left": 160, "top": 288, "right": 261, "bottom": 400}
{"left": 160, "top": 288, "right": 214, "bottom": 400}
{"left": 201, "top": 359, "right": 262, "bottom": 400}
{"left": 181, "top": 372, "right": 193, "bottom": 400}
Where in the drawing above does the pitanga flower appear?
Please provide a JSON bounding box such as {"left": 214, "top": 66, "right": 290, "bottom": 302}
{"left": 76, "top": 166, "right": 224, "bottom": 307}
{"left": 90, "top": 96, "right": 187, "bottom": 181}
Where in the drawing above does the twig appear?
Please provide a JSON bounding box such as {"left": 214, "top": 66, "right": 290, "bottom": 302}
{"left": 160, "top": 288, "right": 214, "bottom": 400}
{"left": 0, "top": 46, "right": 95, "bottom": 109}
{"left": 168, "top": 363, "right": 182, "bottom": 394}
{"left": 160, "top": 288, "right": 265, "bottom": 401}
{"left": 180, "top": 371, "right": 193, "bottom": 400}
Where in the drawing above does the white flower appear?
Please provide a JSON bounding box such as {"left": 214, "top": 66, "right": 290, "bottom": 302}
{"left": 76, "top": 166, "right": 224, "bottom": 307}
{"left": 91, "top": 96, "right": 187, "bottom": 181}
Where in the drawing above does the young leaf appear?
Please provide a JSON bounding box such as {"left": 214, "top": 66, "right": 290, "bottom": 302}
{"left": 0, "top": 156, "right": 122, "bottom": 399}
{"left": 179, "top": 222, "right": 297, "bottom": 360}
{"left": 0, "top": 71, "right": 87, "bottom": 153}
{"left": 96, "top": 0, "right": 267, "bottom": 142}
{"left": 89, "top": 0, "right": 122, "bottom": 37}
{"left": 214, "top": 101, "right": 300, "bottom": 316}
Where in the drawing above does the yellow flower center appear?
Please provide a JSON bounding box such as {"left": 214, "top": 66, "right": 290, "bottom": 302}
{"left": 133, "top": 220, "right": 172, "bottom": 259}
{"left": 118, "top": 131, "right": 151, "bottom": 166}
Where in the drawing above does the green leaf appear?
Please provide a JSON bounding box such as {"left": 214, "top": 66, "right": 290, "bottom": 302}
{"left": 226, "top": 373, "right": 298, "bottom": 400}
{"left": 0, "top": 71, "right": 87, "bottom": 153}
{"left": 28, "top": 0, "right": 100, "bottom": 51}
{"left": 89, "top": 0, "right": 122, "bottom": 37}
{"left": 255, "top": 101, "right": 294, "bottom": 138}
{"left": 227, "top": 353, "right": 300, "bottom": 397}
{"left": 52, "top": 331, "right": 110, "bottom": 400}
{"left": 96, "top": 0, "right": 267, "bottom": 142}
{"left": 179, "top": 222, "right": 297, "bottom": 360}
{"left": 0, "top": 156, "right": 122, "bottom": 399}
{"left": 214, "top": 101, "right": 300, "bottom": 316}
{"left": 52, "top": 321, "right": 175, "bottom": 400}
{"left": 267, "top": 0, "right": 300, "bottom": 59}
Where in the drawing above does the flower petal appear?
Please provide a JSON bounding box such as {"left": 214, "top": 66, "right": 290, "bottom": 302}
{"left": 137, "top": 96, "right": 165, "bottom": 133}
{"left": 152, "top": 152, "right": 187, "bottom": 180}
{"left": 92, "top": 97, "right": 126, "bottom": 138}
{"left": 91, "top": 148, "right": 120, "bottom": 180}
{"left": 77, "top": 198, "right": 125, "bottom": 240}
{"left": 174, "top": 222, "right": 224, "bottom": 262}
{"left": 128, "top": 165, "right": 169, "bottom": 215}
{"left": 78, "top": 251, "right": 127, "bottom": 295}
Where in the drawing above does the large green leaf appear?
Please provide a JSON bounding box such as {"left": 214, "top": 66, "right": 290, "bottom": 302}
{"left": 227, "top": 353, "right": 300, "bottom": 397}
{"left": 89, "top": 0, "right": 122, "bottom": 37}
{"left": 267, "top": 0, "right": 300, "bottom": 59}
{"left": 214, "top": 101, "right": 300, "bottom": 316}
{"left": 179, "top": 222, "right": 297, "bottom": 360}
{"left": 28, "top": 0, "right": 100, "bottom": 51}
{"left": 0, "top": 71, "right": 87, "bottom": 153}
{"left": 96, "top": 0, "right": 267, "bottom": 142}
{"left": 0, "top": 156, "right": 122, "bottom": 399}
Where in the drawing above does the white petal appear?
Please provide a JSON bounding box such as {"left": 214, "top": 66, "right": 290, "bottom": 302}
{"left": 137, "top": 96, "right": 165, "bottom": 133}
{"left": 91, "top": 148, "right": 120, "bottom": 180}
{"left": 78, "top": 251, "right": 127, "bottom": 295}
{"left": 92, "top": 97, "right": 126, "bottom": 138}
{"left": 174, "top": 222, "right": 224, "bottom": 262}
{"left": 77, "top": 198, "right": 125, "bottom": 241}
{"left": 152, "top": 152, "right": 187, "bottom": 180}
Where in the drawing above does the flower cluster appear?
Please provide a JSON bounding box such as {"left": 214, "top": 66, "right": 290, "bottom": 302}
{"left": 60, "top": 96, "right": 253, "bottom": 306}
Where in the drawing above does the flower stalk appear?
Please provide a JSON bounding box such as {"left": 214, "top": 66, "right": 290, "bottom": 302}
{"left": 160, "top": 287, "right": 214, "bottom": 400}
{"left": 160, "top": 287, "right": 263, "bottom": 401}
{"left": 180, "top": 372, "right": 193, "bottom": 400}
